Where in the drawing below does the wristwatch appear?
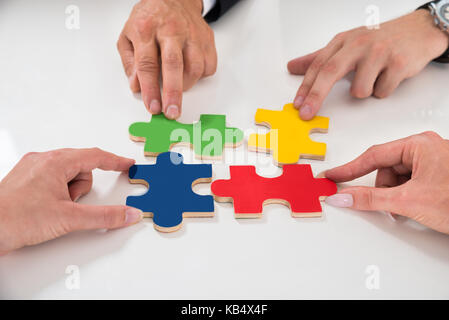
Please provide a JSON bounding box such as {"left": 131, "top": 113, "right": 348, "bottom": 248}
{"left": 418, "top": 0, "right": 449, "bottom": 63}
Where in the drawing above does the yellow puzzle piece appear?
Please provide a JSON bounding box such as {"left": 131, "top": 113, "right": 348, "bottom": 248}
{"left": 248, "top": 103, "right": 329, "bottom": 166}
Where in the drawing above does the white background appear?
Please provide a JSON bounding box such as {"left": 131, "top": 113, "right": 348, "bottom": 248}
{"left": 1, "top": 0, "right": 449, "bottom": 299}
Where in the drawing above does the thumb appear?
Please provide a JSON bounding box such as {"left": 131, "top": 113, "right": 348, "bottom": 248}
{"left": 65, "top": 202, "right": 143, "bottom": 231}
{"left": 325, "top": 186, "right": 404, "bottom": 213}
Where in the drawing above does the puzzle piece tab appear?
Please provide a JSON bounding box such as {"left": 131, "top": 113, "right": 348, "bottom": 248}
{"left": 129, "top": 114, "right": 243, "bottom": 160}
{"left": 126, "top": 152, "right": 214, "bottom": 232}
{"left": 248, "top": 103, "right": 329, "bottom": 166}
{"left": 211, "top": 164, "right": 336, "bottom": 218}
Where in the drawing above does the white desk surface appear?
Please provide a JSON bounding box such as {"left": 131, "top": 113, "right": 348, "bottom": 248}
{"left": 1, "top": 0, "right": 449, "bottom": 299}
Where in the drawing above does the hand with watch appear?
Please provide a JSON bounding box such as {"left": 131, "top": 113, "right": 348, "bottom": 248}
{"left": 288, "top": 0, "right": 449, "bottom": 121}
{"left": 420, "top": 0, "right": 449, "bottom": 62}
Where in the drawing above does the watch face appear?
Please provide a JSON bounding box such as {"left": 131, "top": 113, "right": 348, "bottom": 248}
{"left": 441, "top": 3, "right": 449, "bottom": 22}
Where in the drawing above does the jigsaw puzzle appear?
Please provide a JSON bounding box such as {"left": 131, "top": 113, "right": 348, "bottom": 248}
{"left": 211, "top": 164, "right": 337, "bottom": 218}
{"left": 126, "top": 152, "right": 215, "bottom": 232}
{"left": 248, "top": 103, "right": 329, "bottom": 166}
{"left": 129, "top": 114, "right": 244, "bottom": 160}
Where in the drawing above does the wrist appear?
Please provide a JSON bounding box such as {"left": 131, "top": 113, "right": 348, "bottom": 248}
{"left": 181, "top": 0, "right": 203, "bottom": 15}
{"left": 415, "top": 9, "right": 449, "bottom": 57}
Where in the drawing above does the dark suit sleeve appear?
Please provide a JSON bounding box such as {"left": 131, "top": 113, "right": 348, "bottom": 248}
{"left": 205, "top": 0, "right": 241, "bottom": 22}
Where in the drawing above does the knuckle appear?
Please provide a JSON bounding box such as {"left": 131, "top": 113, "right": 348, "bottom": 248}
{"left": 204, "top": 63, "right": 217, "bottom": 77}
{"left": 298, "top": 83, "right": 311, "bottom": 95}
{"left": 163, "top": 51, "right": 182, "bottom": 68}
{"left": 320, "top": 60, "right": 339, "bottom": 75}
{"left": 42, "top": 150, "right": 62, "bottom": 165}
{"left": 420, "top": 130, "right": 441, "bottom": 140}
{"left": 137, "top": 57, "right": 159, "bottom": 73}
{"left": 308, "top": 59, "right": 324, "bottom": 73}
{"left": 306, "top": 90, "right": 321, "bottom": 102}
{"left": 364, "top": 145, "right": 380, "bottom": 162}
{"left": 188, "top": 61, "right": 204, "bottom": 79}
{"left": 135, "top": 17, "right": 155, "bottom": 36}
{"left": 22, "top": 152, "right": 38, "bottom": 160}
{"left": 165, "top": 88, "right": 183, "bottom": 98}
{"left": 164, "top": 16, "right": 187, "bottom": 30}
{"left": 370, "top": 42, "right": 388, "bottom": 57}
{"left": 351, "top": 33, "right": 372, "bottom": 47}
{"left": 102, "top": 207, "right": 125, "bottom": 229}
{"left": 390, "top": 54, "right": 408, "bottom": 70}
{"left": 90, "top": 147, "right": 103, "bottom": 154}
{"left": 332, "top": 32, "right": 347, "bottom": 42}
{"left": 350, "top": 86, "right": 372, "bottom": 99}
{"left": 366, "top": 189, "right": 376, "bottom": 210}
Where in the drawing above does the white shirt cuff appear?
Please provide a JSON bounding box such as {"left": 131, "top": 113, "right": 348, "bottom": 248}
{"left": 202, "top": 0, "right": 217, "bottom": 17}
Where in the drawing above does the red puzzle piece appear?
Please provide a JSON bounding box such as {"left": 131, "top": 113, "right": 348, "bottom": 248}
{"left": 211, "top": 165, "right": 337, "bottom": 218}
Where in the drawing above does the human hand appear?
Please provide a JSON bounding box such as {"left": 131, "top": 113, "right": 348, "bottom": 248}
{"left": 288, "top": 10, "right": 449, "bottom": 120}
{"left": 0, "top": 148, "right": 142, "bottom": 255}
{"left": 118, "top": 0, "right": 217, "bottom": 119}
{"left": 323, "top": 131, "right": 449, "bottom": 234}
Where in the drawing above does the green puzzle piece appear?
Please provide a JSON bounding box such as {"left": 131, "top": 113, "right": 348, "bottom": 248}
{"left": 129, "top": 114, "right": 244, "bottom": 159}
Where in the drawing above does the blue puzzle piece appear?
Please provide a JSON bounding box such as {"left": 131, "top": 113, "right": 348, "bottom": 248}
{"left": 126, "top": 152, "right": 214, "bottom": 232}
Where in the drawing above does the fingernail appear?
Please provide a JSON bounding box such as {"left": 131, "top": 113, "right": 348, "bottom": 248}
{"left": 325, "top": 194, "right": 354, "bottom": 208}
{"left": 149, "top": 100, "right": 161, "bottom": 114}
{"left": 316, "top": 170, "right": 327, "bottom": 179}
{"left": 300, "top": 104, "right": 312, "bottom": 119}
{"left": 166, "top": 105, "right": 179, "bottom": 119}
{"left": 294, "top": 96, "right": 304, "bottom": 108}
{"left": 125, "top": 207, "right": 143, "bottom": 226}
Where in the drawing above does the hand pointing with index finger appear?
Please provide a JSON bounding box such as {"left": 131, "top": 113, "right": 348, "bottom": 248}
{"left": 117, "top": 0, "right": 217, "bottom": 119}
{"left": 288, "top": 10, "right": 449, "bottom": 120}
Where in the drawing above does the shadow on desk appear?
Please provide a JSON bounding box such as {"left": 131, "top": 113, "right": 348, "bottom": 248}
{"left": 346, "top": 207, "right": 449, "bottom": 263}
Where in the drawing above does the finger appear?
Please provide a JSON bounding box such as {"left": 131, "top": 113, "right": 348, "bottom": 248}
{"left": 299, "top": 47, "right": 358, "bottom": 120}
{"left": 287, "top": 49, "right": 322, "bottom": 75}
{"left": 350, "top": 55, "right": 387, "bottom": 99}
{"left": 62, "top": 148, "right": 135, "bottom": 181}
{"left": 375, "top": 168, "right": 399, "bottom": 188}
{"left": 203, "top": 34, "right": 217, "bottom": 77}
{"left": 64, "top": 202, "right": 143, "bottom": 230}
{"left": 134, "top": 41, "right": 162, "bottom": 114}
{"left": 183, "top": 43, "right": 205, "bottom": 91}
{"left": 325, "top": 137, "right": 411, "bottom": 183}
{"left": 68, "top": 172, "right": 93, "bottom": 201}
{"left": 117, "top": 33, "right": 140, "bottom": 93}
{"left": 293, "top": 39, "right": 343, "bottom": 109}
{"left": 338, "top": 185, "right": 405, "bottom": 214}
{"left": 160, "top": 38, "right": 184, "bottom": 119}
{"left": 373, "top": 65, "right": 405, "bottom": 99}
